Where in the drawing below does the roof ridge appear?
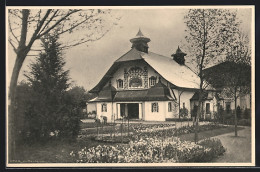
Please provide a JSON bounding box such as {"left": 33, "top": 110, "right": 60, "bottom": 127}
{"left": 115, "top": 48, "right": 135, "bottom": 62}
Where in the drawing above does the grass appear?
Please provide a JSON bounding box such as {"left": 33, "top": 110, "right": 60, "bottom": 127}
{"left": 14, "top": 138, "right": 118, "bottom": 163}
{"left": 12, "top": 123, "right": 244, "bottom": 163}
{"left": 178, "top": 126, "right": 243, "bottom": 142}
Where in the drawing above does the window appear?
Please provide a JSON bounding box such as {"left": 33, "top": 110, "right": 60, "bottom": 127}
{"left": 168, "top": 102, "right": 172, "bottom": 112}
{"left": 151, "top": 102, "right": 159, "bottom": 112}
{"left": 117, "top": 79, "right": 123, "bottom": 88}
{"left": 149, "top": 76, "right": 157, "bottom": 87}
{"left": 183, "top": 102, "right": 185, "bottom": 108}
{"left": 101, "top": 103, "right": 107, "bottom": 112}
{"left": 206, "top": 103, "right": 210, "bottom": 114}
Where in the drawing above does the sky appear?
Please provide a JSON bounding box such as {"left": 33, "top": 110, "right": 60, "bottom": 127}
{"left": 7, "top": 7, "right": 253, "bottom": 91}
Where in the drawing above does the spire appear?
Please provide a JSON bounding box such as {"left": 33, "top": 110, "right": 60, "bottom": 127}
{"left": 136, "top": 28, "right": 144, "bottom": 37}
{"left": 175, "top": 46, "right": 186, "bottom": 55}
{"left": 130, "top": 28, "right": 150, "bottom": 53}
{"left": 171, "top": 46, "right": 187, "bottom": 65}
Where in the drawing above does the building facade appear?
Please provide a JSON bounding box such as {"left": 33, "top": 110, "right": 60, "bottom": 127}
{"left": 88, "top": 29, "right": 215, "bottom": 122}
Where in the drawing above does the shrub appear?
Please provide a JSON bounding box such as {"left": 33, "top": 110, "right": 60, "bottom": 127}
{"left": 197, "top": 138, "right": 226, "bottom": 162}
{"left": 237, "top": 119, "right": 251, "bottom": 126}
{"left": 243, "top": 108, "right": 251, "bottom": 119}
{"left": 180, "top": 107, "right": 189, "bottom": 118}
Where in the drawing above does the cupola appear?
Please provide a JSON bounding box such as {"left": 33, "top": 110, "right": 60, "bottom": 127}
{"left": 171, "top": 46, "right": 187, "bottom": 65}
{"left": 130, "top": 29, "right": 151, "bottom": 53}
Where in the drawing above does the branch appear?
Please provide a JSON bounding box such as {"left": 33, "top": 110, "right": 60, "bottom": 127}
{"left": 30, "top": 49, "right": 44, "bottom": 52}
{"left": 8, "top": 18, "right": 19, "bottom": 43}
{"left": 37, "top": 10, "right": 81, "bottom": 39}
{"left": 56, "top": 15, "right": 93, "bottom": 37}
{"left": 26, "top": 55, "right": 39, "bottom": 57}
{"left": 9, "top": 10, "right": 23, "bottom": 20}
{"left": 8, "top": 39, "right": 17, "bottom": 53}
{"left": 39, "top": 10, "right": 59, "bottom": 35}
{"left": 60, "top": 30, "right": 109, "bottom": 50}
{"left": 26, "top": 10, "right": 52, "bottom": 49}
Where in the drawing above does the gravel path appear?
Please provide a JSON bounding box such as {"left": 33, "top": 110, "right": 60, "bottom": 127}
{"left": 212, "top": 126, "right": 252, "bottom": 163}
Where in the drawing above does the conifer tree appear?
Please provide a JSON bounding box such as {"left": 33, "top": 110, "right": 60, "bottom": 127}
{"left": 25, "top": 34, "right": 76, "bottom": 141}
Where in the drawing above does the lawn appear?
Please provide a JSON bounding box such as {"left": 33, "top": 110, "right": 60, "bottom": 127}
{"left": 12, "top": 122, "right": 242, "bottom": 163}
{"left": 178, "top": 126, "right": 243, "bottom": 142}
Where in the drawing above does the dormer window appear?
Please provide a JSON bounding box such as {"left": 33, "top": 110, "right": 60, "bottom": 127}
{"left": 149, "top": 76, "right": 157, "bottom": 87}
{"left": 117, "top": 79, "right": 123, "bottom": 88}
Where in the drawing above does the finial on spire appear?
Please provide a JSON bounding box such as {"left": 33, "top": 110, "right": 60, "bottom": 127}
{"left": 136, "top": 28, "right": 144, "bottom": 37}
{"left": 130, "top": 29, "right": 151, "bottom": 53}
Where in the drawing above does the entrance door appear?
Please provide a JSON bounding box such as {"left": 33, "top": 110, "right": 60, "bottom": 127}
{"left": 128, "top": 103, "right": 139, "bottom": 119}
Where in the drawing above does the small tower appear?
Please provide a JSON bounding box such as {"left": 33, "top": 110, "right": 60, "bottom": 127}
{"left": 130, "top": 29, "right": 151, "bottom": 53}
{"left": 171, "top": 46, "right": 187, "bottom": 65}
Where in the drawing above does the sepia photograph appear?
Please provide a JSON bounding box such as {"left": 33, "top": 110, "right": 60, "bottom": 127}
{"left": 6, "top": 6, "right": 255, "bottom": 167}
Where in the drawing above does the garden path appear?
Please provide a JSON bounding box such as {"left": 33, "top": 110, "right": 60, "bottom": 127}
{"left": 213, "top": 126, "right": 252, "bottom": 163}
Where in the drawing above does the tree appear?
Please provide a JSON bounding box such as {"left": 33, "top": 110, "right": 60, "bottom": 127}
{"left": 203, "top": 31, "right": 251, "bottom": 136}
{"left": 24, "top": 34, "right": 72, "bottom": 141}
{"left": 226, "top": 33, "right": 251, "bottom": 137}
{"left": 67, "top": 86, "right": 88, "bottom": 118}
{"left": 184, "top": 9, "right": 240, "bottom": 142}
{"left": 8, "top": 9, "right": 118, "bottom": 159}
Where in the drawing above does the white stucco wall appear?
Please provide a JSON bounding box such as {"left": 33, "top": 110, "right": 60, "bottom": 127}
{"left": 172, "top": 89, "right": 195, "bottom": 118}
{"left": 96, "top": 102, "right": 113, "bottom": 122}
{"left": 87, "top": 103, "right": 97, "bottom": 114}
{"left": 165, "top": 101, "right": 178, "bottom": 118}
{"left": 143, "top": 101, "right": 166, "bottom": 121}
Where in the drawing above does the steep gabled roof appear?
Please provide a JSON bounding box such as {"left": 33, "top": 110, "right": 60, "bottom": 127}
{"left": 203, "top": 61, "right": 251, "bottom": 89}
{"left": 190, "top": 92, "right": 214, "bottom": 101}
{"left": 141, "top": 51, "right": 201, "bottom": 89}
{"left": 115, "top": 48, "right": 143, "bottom": 62}
{"left": 146, "top": 81, "right": 174, "bottom": 101}
{"left": 113, "top": 90, "right": 148, "bottom": 101}
{"left": 89, "top": 62, "right": 120, "bottom": 93}
{"left": 89, "top": 48, "right": 202, "bottom": 93}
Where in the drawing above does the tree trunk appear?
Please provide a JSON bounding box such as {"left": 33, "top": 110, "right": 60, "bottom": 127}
{"left": 194, "top": 9, "right": 206, "bottom": 144}
{"left": 178, "top": 96, "right": 181, "bottom": 119}
{"left": 9, "top": 52, "right": 27, "bottom": 160}
{"left": 234, "top": 91, "right": 238, "bottom": 137}
{"left": 9, "top": 10, "right": 31, "bottom": 161}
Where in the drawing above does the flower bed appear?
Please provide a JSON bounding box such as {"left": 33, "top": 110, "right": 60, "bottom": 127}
{"left": 130, "top": 123, "right": 176, "bottom": 133}
{"left": 70, "top": 136, "right": 225, "bottom": 163}
{"left": 131, "top": 123, "right": 226, "bottom": 140}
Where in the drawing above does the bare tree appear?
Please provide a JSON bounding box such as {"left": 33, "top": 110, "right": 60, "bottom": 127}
{"left": 205, "top": 32, "right": 251, "bottom": 136}
{"left": 184, "top": 9, "right": 240, "bottom": 143}
{"left": 8, "top": 9, "right": 119, "bottom": 160}
{"left": 226, "top": 33, "right": 251, "bottom": 136}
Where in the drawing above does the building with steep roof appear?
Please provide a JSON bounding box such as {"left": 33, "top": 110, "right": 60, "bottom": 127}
{"left": 88, "top": 29, "right": 217, "bottom": 121}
